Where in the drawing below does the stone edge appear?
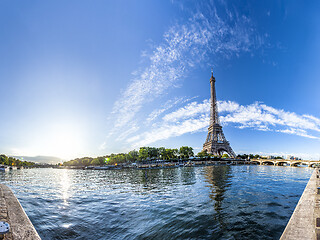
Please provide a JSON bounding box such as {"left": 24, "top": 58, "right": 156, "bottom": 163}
{"left": 280, "top": 169, "right": 316, "bottom": 240}
{"left": 0, "top": 184, "right": 41, "bottom": 240}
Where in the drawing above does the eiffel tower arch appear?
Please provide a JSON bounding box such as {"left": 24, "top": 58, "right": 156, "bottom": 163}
{"left": 202, "top": 71, "right": 236, "bottom": 158}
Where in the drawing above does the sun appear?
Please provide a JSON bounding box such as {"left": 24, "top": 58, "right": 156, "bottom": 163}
{"left": 36, "top": 122, "right": 85, "bottom": 159}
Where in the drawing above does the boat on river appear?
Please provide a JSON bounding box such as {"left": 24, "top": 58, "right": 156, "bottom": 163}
{"left": 0, "top": 166, "right": 7, "bottom": 171}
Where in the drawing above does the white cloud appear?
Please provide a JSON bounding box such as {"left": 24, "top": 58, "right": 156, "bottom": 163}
{"left": 128, "top": 114, "right": 209, "bottom": 148}
{"left": 146, "top": 96, "right": 196, "bottom": 124}
{"left": 127, "top": 99, "right": 320, "bottom": 148}
{"left": 103, "top": 4, "right": 262, "bottom": 147}
{"left": 220, "top": 102, "right": 320, "bottom": 137}
{"left": 276, "top": 128, "right": 318, "bottom": 139}
{"left": 221, "top": 102, "right": 320, "bottom": 135}
{"left": 163, "top": 99, "right": 210, "bottom": 122}
{"left": 115, "top": 123, "right": 140, "bottom": 142}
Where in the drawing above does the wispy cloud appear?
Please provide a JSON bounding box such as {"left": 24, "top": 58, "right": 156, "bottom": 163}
{"left": 102, "top": 3, "right": 262, "bottom": 148}
{"left": 163, "top": 99, "right": 210, "bottom": 122}
{"left": 220, "top": 101, "right": 320, "bottom": 137}
{"left": 127, "top": 99, "right": 320, "bottom": 148}
{"left": 128, "top": 114, "right": 209, "bottom": 148}
{"left": 146, "top": 96, "right": 197, "bottom": 124}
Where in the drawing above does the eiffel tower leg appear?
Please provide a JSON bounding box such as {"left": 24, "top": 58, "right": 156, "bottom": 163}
{"left": 226, "top": 147, "right": 236, "bottom": 158}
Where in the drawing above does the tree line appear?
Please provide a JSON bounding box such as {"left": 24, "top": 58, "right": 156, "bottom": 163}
{"left": 0, "top": 154, "right": 36, "bottom": 166}
{"left": 63, "top": 156, "right": 106, "bottom": 167}
{"left": 63, "top": 147, "right": 286, "bottom": 167}
{"left": 63, "top": 146, "right": 194, "bottom": 166}
{"left": 196, "top": 149, "right": 229, "bottom": 158}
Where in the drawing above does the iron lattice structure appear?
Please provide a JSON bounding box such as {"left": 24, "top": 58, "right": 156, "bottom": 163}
{"left": 202, "top": 72, "right": 236, "bottom": 158}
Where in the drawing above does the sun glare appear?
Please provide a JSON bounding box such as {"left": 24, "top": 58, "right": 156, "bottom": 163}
{"left": 35, "top": 122, "right": 84, "bottom": 159}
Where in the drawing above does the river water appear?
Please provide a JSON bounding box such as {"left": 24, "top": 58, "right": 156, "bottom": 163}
{"left": 0, "top": 165, "right": 313, "bottom": 240}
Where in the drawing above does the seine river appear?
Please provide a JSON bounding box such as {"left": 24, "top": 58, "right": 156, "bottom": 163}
{"left": 0, "top": 165, "right": 313, "bottom": 240}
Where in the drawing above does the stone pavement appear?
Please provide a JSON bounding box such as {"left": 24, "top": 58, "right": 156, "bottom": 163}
{"left": 0, "top": 184, "right": 40, "bottom": 240}
{"left": 0, "top": 185, "right": 12, "bottom": 239}
{"left": 280, "top": 169, "right": 317, "bottom": 240}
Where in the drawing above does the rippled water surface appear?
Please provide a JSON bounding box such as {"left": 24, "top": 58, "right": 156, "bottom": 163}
{"left": 0, "top": 165, "right": 313, "bottom": 239}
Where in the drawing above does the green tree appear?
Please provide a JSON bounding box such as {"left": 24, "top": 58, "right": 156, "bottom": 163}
{"left": 0, "top": 155, "right": 7, "bottom": 165}
{"left": 0, "top": 154, "right": 34, "bottom": 166}
{"left": 128, "top": 150, "right": 138, "bottom": 162}
{"left": 163, "top": 148, "right": 178, "bottom": 160}
{"left": 222, "top": 153, "right": 229, "bottom": 158}
{"left": 147, "top": 147, "right": 159, "bottom": 159}
{"left": 82, "top": 158, "right": 91, "bottom": 166}
{"left": 15, "top": 159, "right": 22, "bottom": 166}
{"left": 158, "top": 147, "right": 166, "bottom": 160}
{"left": 179, "top": 146, "right": 194, "bottom": 159}
{"left": 97, "top": 156, "right": 107, "bottom": 165}
{"left": 139, "top": 147, "right": 149, "bottom": 160}
{"left": 254, "top": 154, "right": 260, "bottom": 159}
{"left": 107, "top": 153, "right": 127, "bottom": 165}
{"left": 8, "top": 157, "right": 14, "bottom": 166}
{"left": 197, "top": 150, "right": 209, "bottom": 158}
{"left": 90, "top": 158, "right": 101, "bottom": 165}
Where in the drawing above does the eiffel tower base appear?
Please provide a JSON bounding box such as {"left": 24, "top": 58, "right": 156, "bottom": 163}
{"left": 202, "top": 124, "right": 236, "bottom": 158}
{"left": 203, "top": 142, "right": 236, "bottom": 158}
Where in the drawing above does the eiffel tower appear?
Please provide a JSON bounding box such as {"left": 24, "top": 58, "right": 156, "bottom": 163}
{"left": 202, "top": 71, "right": 236, "bottom": 158}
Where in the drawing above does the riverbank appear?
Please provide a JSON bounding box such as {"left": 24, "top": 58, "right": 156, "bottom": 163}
{"left": 0, "top": 184, "right": 40, "bottom": 239}
{"left": 61, "top": 159, "right": 247, "bottom": 170}
{"left": 60, "top": 158, "right": 320, "bottom": 170}
{"left": 280, "top": 168, "right": 320, "bottom": 240}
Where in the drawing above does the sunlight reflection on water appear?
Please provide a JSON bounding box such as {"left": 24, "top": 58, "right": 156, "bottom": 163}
{"left": 60, "top": 169, "right": 70, "bottom": 205}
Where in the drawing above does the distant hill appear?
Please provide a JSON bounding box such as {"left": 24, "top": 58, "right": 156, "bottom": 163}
{"left": 13, "top": 156, "right": 62, "bottom": 164}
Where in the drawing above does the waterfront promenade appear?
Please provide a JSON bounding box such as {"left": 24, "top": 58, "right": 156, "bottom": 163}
{"left": 62, "top": 158, "right": 320, "bottom": 171}
{"left": 0, "top": 184, "right": 40, "bottom": 240}
{"left": 281, "top": 168, "right": 320, "bottom": 239}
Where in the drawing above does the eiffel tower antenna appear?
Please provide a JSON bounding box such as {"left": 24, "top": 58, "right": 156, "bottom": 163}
{"left": 202, "top": 71, "right": 236, "bottom": 158}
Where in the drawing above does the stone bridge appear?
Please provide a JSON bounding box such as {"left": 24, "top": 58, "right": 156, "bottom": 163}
{"left": 249, "top": 159, "right": 320, "bottom": 167}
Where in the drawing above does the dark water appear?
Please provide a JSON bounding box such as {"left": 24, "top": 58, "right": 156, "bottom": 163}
{"left": 0, "top": 165, "right": 313, "bottom": 240}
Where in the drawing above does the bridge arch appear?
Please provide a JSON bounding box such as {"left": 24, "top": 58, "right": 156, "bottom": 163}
{"left": 251, "top": 161, "right": 260, "bottom": 165}
{"left": 309, "top": 163, "right": 319, "bottom": 168}
{"left": 291, "top": 162, "right": 299, "bottom": 167}
{"left": 261, "top": 161, "right": 275, "bottom": 166}
{"left": 300, "top": 162, "right": 309, "bottom": 167}
{"left": 276, "top": 161, "right": 290, "bottom": 166}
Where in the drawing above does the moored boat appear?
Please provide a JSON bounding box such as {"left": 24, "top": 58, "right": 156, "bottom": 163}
{"left": 0, "top": 166, "right": 7, "bottom": 171}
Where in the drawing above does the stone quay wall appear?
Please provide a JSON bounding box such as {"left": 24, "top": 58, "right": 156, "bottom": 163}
{"left": 280, "top": 169, "right": 319, "bottom": 240}
{"left": 0, "top": 184, "right": 40, "bottom": 240}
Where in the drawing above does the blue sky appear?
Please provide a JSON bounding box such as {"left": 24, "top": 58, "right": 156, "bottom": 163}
{"left": 0, "top": 0, "right": 319, "bottom": 162}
